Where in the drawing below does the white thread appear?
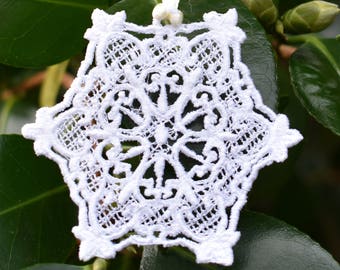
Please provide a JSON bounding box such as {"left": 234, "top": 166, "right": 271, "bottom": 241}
{"left": 22, "top": 8, "right": 303, "bottom": 266}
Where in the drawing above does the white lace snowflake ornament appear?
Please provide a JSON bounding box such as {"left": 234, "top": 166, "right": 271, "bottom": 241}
{"left": 22, "top": 3, "right": 303, "bottom": 266}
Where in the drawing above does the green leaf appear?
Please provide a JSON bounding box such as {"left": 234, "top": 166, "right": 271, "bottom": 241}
{"left": 0, "top": 0, "right": 112, "bottom": 68}
{"left": 107, "top": 0, "right": 157, "bottom": 25}
{"left": 290, "top": 38, "right": 340, "bottom": 136}
{"left": 108, "top": 0, "right": 278, "bottom": 110}
{"left": 140, "top": 211, "right": 340, "bottom": 270}
{"left": 23, "top": 264, "right": 84, "bottom": 270}
{"left": 0, "top": 135, "right": 77, "bottom": 269}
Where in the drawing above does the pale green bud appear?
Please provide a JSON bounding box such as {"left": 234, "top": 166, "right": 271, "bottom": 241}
{"left": 275, "top": 20, "right": 284, "bottom": 35}
{"left": 242, "top": 0, "right": 279, "bottom": 27}
{"left": 282, "top": 1, "right": 340, "bottom": 34}
{"left": 92, "top": 258, "right": 108, "bottom": 270}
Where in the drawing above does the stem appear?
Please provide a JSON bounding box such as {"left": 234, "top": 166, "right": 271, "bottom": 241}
{"left": 39, "top": 60, "right": 69, "bottom": 107}
{"left": 286, "top": 34, "right": 316, "bottom": 44}
{"left": 0, "top": 97, "right": 17, "bottom": 133}
{"left": 140, "top": 245, "right": 158, "bottom": 269}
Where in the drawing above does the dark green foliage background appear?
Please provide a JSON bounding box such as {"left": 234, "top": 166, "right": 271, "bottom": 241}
{"left": 0, "top": 0, "right": 339, "bottom": 269}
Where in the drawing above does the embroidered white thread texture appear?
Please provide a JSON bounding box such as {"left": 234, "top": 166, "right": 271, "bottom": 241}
{"left": 22, "top": 8, "right": 303, "bottom": 266}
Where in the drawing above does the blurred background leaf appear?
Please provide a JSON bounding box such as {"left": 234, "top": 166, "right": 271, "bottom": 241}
{"left": 0, "top": 135, "right": 77, "bottom": 269}
{"left": 0, "top": 0, "right": 116, "bottom": 68}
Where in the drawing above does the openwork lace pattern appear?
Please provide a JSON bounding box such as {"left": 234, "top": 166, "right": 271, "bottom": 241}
{"left": 22, "top": 8, "right": 302, "bottom": 266}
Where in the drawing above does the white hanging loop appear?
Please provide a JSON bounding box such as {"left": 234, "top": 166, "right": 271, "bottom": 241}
{"left": 152, "top": 0, "right": 183, "bottom": 25}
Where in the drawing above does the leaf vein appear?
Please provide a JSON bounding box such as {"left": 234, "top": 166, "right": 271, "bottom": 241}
{"left": 0, "top": 185, "right": 67, "bottom": 216}
{"left": 7, "top": 210, "right": 21, "bottom": 270}
{"left": 33, "top": 0, "right": 108, "bottom": 9}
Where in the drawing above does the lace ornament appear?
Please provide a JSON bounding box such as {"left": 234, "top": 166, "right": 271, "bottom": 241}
{"left": 22, "top": 8, "right": 303, "bottom": 266}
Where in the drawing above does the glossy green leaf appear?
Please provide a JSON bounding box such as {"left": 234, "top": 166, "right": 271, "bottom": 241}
{"left": 140, "top": 211, "right": 340, "bottom": 270}
{"left": 0, "top": 135, "right": 77, "bottom": 269}
{"left": 107, "top": 0, "right": 157, "bottom": 25}
{"left": 108, "top": 0, "right": 278, "bottom": 110}
{"left": 23, "top": 264, "right": 84, "bottom": 270}
{"left": 290, "top": 38, "right": 340, "bottom": 135}
{"left": 0, "top": 0, "right": 113, "bottom": 68}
